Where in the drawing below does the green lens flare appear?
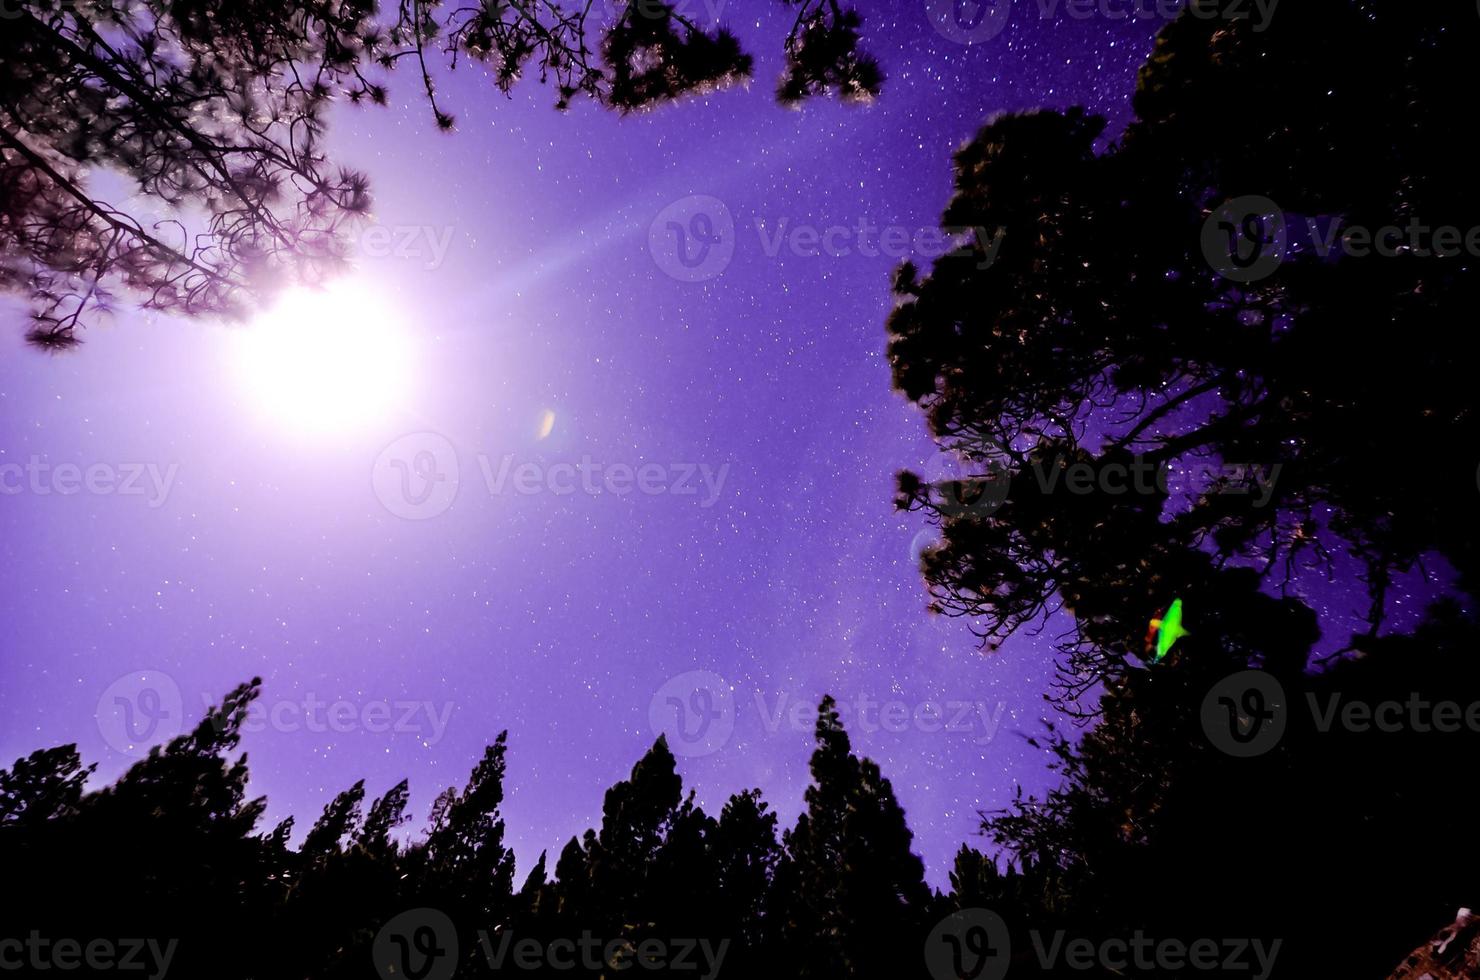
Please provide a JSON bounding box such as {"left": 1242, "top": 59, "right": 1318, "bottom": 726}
{"left": 1147, "top": 598, "right": 1189, "bottom": 662}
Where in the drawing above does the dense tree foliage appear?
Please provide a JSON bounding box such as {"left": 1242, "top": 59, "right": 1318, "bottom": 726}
{"left": 887, "top": 1, "right": 1480, "bottom": 975}
{"left": 0, "top": 0, "right": 879, "bottom": 347}
{"left": 891, "top": 0, "right": 1480, "bottom": 691}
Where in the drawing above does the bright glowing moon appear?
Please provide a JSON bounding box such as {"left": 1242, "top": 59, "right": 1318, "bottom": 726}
{"left": 233, "top": 282, "right": 411, "bottom": 434}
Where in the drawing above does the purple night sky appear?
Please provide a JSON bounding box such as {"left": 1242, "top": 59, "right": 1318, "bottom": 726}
{"left": 0, "top": 1, "right": 1437, "bottom": 884}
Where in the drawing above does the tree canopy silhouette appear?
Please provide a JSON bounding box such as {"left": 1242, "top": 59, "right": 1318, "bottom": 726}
{"left": 889, "top": 0, "right": 1480, "bottom": 703}
{"left": 886, "top": 1, "right": 1480, "bottom": 975}
{"left": 6, "top": 664, "right": 1468, "bottom": 976}
{"left": 0, "top": 0, "right": 880, "bottom": 347}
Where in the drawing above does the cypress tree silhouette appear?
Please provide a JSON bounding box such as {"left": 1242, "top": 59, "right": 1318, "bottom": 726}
{"left": 585, "top": 735, "right": 685, "bottom": 934}
{"left": 777, "top": 695, "right": 931, "bottom": 980}
{"left": 0, "top": 683, "right": 960, "bottom": 979}
{"left": 357, "top": 778, "right": 412, "bottom": 852}
{"left": 711, "top": 788, "right": 782, "bottom": 966}
{"left": 415, "top": 734, "right": 518, "bottom": 975}
{"left": 301, "top": 780, "right": 367, "bottom": 860}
